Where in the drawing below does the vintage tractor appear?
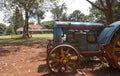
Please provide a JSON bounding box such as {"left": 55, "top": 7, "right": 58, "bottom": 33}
{"left": 46, "top": 21, "right": 120, "bottom": 73}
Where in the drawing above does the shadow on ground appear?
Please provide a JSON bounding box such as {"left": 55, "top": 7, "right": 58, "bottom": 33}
{"left": 0, "top": 47, "right": 20, "bottom": 56}
{"left": 37, "top": 59, "right": 120, "bottom": 76}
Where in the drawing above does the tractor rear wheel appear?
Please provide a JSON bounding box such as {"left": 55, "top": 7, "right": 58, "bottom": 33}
{"left": 104, "top": 32, "right": 120, "bottom": 69}
{"left": 47, "top": 44, "right": 80, "bottom": 73}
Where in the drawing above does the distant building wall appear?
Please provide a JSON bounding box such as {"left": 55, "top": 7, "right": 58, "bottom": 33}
{"left": 16, "top": 24, "right": 53, "bottom": 34}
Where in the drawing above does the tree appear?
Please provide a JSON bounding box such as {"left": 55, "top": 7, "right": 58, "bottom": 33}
{"left": 16, "top": 0, "right": 42, "bottom": 38}
{"left": 41, "top": 21, "right": 54, "bottom": 29}
{"left": 5, "top": 24, "right": 14, "bottom": 34}
{"left": 3, "top": 0, "right": 40, "bottom": 38}
{"left": 0, "top": 23, "right": 7, "bottom": 35}
{"left": 113, "top": 1, "right": 120, "bottom": 21}
{"left": 86, "top": 0, "right": 114, "bottom": 24}
{"left": 89, "top": 2, "right": 106, "bottom": 24}
{"left": 51, "top": 2, "right": 67, "bottom": 20}
{"left": 60, "top": 13, "right": 68, "bottom": 21}
{"left": 4, "top": 0, "right": 56, "bottom": 38}
{"left": 30, "top": 1, "right": 45, "bottom": 24}
{"left": 89, "top": 0, "right": 120, "bottom": 24}
{"left": 68, "top": 10, "right": 86, "bottom": 22}
{"left": 9, "top": 7, "right": 24, "bottom": 34}
{"left": 33, "top": 10, "right": 45, "bottom": 25}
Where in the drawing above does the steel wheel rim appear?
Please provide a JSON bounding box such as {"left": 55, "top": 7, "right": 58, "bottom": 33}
{"left": 47, "top": 44, "right": 80, "bottom": 73}
{"left": 114, "top": 38, "right": 120, "bottom": 66}
{"left": 47, "top": 41, "right": 53, "bottom": 53}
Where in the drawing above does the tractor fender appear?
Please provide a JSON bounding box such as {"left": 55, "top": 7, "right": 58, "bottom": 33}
{"left": 98, "top": 21, "right": 120, "bottom": 45}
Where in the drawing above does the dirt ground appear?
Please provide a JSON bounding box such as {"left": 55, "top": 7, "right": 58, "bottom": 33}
{"left": 0, "top": 42, "right": 120, "bottom": 76}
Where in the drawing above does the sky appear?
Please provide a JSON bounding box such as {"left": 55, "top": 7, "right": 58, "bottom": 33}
{"left": 64, "top": 0, "right": 94, "bottom": 15}
{"left": 42, "top": 0, "right": 95, "bottom": 21}
{"left": 0, "top": 0, "right": 95, "bottom": 25}
{"left": 0, "top": 11, "right": 5, "bottom": 24}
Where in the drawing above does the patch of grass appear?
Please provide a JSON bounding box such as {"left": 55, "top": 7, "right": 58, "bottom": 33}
{"left": 0, "top": 34, "right": 53, "bottom": 45}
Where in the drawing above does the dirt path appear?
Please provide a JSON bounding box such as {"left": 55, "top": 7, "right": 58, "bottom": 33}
{"left": 0, "top": 43, "right": 120, "bottom": 76}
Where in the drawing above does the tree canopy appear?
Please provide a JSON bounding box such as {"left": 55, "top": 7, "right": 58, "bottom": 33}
{"left": 3, "top": 0, "right": 57, "bottom": 38}
{"left": 9, "top": 7, "right": 24, "bottom": 34}
{"left": 89, "top": 0, "right": 120, "bottom": 24}
{"left": 68, "top": 10, "right": 86, "bottom": 22}
{"left": 51, "top": 2, "right": 67, "bottom": 20}
{"left": 86, "top": 0, "right": 114, "bottom": 24}
{"left": 0, "top": 23, "right": 7, "bottom": 35}
{"left": 1, "top": 0, "right": 120, "bottom": 32}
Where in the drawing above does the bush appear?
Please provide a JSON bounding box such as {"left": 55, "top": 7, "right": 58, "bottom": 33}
{"left": 41, "top": 21, "right": 54, "bottom": 29}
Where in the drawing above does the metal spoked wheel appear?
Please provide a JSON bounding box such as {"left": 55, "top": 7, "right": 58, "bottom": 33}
{"left": 47, "top": 40, "right": 53, "bottom": 53}
{"left": 47, "top": 44, "right": 80, "bottom": 73}
{"left": 105, "top": 32, "right": 120, "bottom": 69}
{"left": 113, "top": 33, "right": 120, "bottom": 68}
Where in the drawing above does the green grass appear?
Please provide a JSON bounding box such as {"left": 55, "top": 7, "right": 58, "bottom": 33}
{"left": 0, "top": 34, "right": 53, "bottom": 45}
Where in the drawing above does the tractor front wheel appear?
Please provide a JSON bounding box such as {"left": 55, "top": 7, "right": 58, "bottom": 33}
{"left": 47, "top": 44, "right": 80, "bottom": 73}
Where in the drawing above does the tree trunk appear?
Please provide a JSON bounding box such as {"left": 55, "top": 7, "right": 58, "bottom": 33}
{"left": 23, "top": 10, "right": 29, "bottom": 38}
{"left": 104, "top": 7, "right": 114, "bottom": 24}
{"left": 86, "top": 0, "right": 114, "bottom": 25}
{"left": 37, "top": 14, "right": 40, "bottom": 25}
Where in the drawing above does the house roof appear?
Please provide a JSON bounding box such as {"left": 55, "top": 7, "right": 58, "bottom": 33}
{"left": 16, "top": 24, "right": 52, "bottom": 32}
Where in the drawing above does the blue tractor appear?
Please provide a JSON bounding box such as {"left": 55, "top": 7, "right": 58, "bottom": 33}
{"left": 47, "top": 21, "right": 120, "bottom": 73}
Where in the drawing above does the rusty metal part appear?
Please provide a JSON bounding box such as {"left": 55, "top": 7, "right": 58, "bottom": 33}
{"left": 47, "top": 40, "right": 53, "bottom": 53}
{"left": 104, "top": 33, "right": 120, "bottom": 69}
{"left": 46, "top": 44, "right": 80, "bottom": 73}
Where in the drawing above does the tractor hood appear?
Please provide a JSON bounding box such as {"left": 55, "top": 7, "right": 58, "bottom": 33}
{"left": 55, "top": 21, "right": 103, "bottom": 28}
{"left": 54, "top": 21, "right": 104, "bottom": 31}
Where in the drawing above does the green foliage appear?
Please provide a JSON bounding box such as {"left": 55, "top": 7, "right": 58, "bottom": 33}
{"left": 41, "top": 21, "right": 54, "bottom": 29}
{"left": 4, "top": 0, "right": 57, "bottom": 38}
{"left": 60, "top": 13, "right": 68, "bottom": 21}
{"left": 68, "top": 10, "right": 87, "bottom": 22}
{"left": 29, "top": 22, "right": 35, "bottom": 25}
{"left": 31, "top": 6, "right": 45, "bottom": 24}
{"left": 51, "top": 2, "right": 67, "bottom": 20}
{"left": 89, "top": 0, "right": 120, "bottom": 24}
{"left": 5, "top": 25, "right": 14, "bottom": 34}
{"left": 0, "top": 23, "right": 7, "bottom": 35}
{"left": 89, "top": 6, "right": 106, "bottom": 24}
{"left": 113, "top": 1, "right": 120, "bottom": 21}
{"left": 9, "top": 7, "right": 24, "bottom": 34}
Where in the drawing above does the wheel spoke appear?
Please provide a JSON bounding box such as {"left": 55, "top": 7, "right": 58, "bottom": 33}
{"left": 61, "top": 47, "right": 65, "bottom": 57}
{"left": 69, "top": 54, "right": 78, "bottom": 60}
{"left": 47, "top": 44, "right": 79, "bottom": 73}
{"left": 117, "top": 57, "right": 120, "bottom": 65}
{"left": 56, "top": 64, "right": 66, "bottom": 72}
{"left": 66, "top": 48, "right": 70, "bottom": 54}
{"left": 117, "top": 41, "right": 120, "bottom": 46}
{"left": 66, "top": 64, "right": 73, "bottom": 71}
{"left": 49, "top": 53, "right": 61, "bottom": 62}
{"left": 50, "top": 62, "right": 60, "bottom": 68}
{"left": 115, "top": 40, "right": 120, "bottom": 66}
{"left": 66, "top": 60, "right": 77, "bottom": 71}
{"left": 115, "top": 51, "right": 120, "bottom": 65}
{"left": 115, "top": 47, "right": 120, "bottom": 51}
{"left": 50, "top": 58, "right": 61, "bottom": 62}
{"left": 114, "top": 37, "right": 120, "bottom": 66}
{"left": 49, "top": 56, "right": 62, "bottom": 72}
